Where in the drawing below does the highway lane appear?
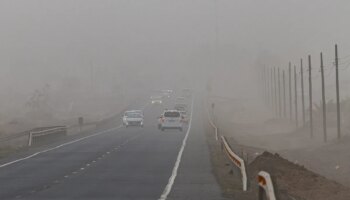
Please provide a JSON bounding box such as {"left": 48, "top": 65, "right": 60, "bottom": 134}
{"left": 0, "top": 95, "right": 226, "bottom": 200}
{"left": 166, "top": 99, "right": 226, "bottom": 200}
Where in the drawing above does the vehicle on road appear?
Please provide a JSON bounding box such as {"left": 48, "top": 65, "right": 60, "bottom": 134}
{"left": 159, "top": 110, "right": 184, "bottom": 131}
{"left": 129, "top": 110, "right": 144, "bottom": 117}
{"left": 122, "top": 111, "right": 144, "bottom": 127}
{"left": 157, "top": 114, "right": 164, "bottom": 129}
{"left": 174, "top": 104, "right": 189, "bottom": 124}
{"left": 174, "top": 103, "right": 187, "bottom": 112}
{"left": 151, "top": 96, "right": 163, "bottom": 105}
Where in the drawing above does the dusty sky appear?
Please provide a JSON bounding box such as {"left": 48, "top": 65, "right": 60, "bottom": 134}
{"left": 0, "top": 0, "right": 350, "bottom": 103}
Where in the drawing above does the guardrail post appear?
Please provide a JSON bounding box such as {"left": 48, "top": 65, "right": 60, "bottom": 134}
{"left": 258, "top": 171, "right": 277, "bottom": 200}
{"left": 220, "top": 139, "right": 224, "bottom": 151}
{"left": 258, "top": 186, "right": 264, "bottom": 200}
{"left": 28, "top": 132, "right": 33, "bottom": 146}
{"left": 221, "top": 136, "right": 248, "bottom": 191}
{"left": 79, "top": 117, "right": 84, "bottom": 132}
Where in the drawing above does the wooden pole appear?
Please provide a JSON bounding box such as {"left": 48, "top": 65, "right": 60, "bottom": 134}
{"left": 335, "top": 44, "right": 341, "bottom": 140}
{"left": 320, "top": 52, "right": 327, "bottom": 142}
{"left": 301, "top": 59, "right": 306, "bottom": 126}
{"left": 294, "top": 65, "right": 298, "bottom": 127}
{"left": 308, "top": 55, "right": 313, "bottom": 138}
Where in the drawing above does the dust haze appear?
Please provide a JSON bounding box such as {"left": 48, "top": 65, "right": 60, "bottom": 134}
{"left": 1, "top": 0, "right": 350, "bottom": 138}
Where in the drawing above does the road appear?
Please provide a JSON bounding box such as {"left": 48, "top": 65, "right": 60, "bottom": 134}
{"left": 0, "top": 95, "right": 227, "bottom": 200}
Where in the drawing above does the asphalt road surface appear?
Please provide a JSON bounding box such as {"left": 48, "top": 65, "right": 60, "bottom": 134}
{"left": 0, "top": 96, "right": 227, "bottom": 200}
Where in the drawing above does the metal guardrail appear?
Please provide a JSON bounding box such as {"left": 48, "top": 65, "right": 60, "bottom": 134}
{"left": 221, "top": 135, "right": 248, "bottom": 191}
{"left": 0, "top": 126, "right": 67, "bottom": 147}
{"left": 207, "top": 97, "right": 278, "bottom": 198}
{"left": 0, "top": 103, "right": 135, "bottom": 150}
{"left": 28, "top": 126, "right": 67, "bottom": 146}
{"left": 258, "top": 171, "right": 277, "bottom": 200}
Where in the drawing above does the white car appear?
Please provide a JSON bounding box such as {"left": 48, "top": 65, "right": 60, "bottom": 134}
{"left": 151, "top": 96, "right": 163, "bottom": 104}
{"left": 129, "top": 110, "right": 144, "bottom": 117}
{"left": 123, "top": 111, "right": 144, "bottom": 127}
{"left": 159, "top": 110, "right": 183, "bottom": 131}
{"left": 174, "top": 104, "right": 189, "bottom": 124}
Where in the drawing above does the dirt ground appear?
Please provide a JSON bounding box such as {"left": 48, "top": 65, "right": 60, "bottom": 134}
{"left": 249, "top": 152, "right": 350, "bottom": 200}
{"left": 207, "top": 96, "right": 350, "bottom": 199}
{"left": 206, "top": 121, "right": 301, "bottom": 200}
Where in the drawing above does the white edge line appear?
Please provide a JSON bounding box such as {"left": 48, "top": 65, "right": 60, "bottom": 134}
{"left": 0, "top": 102, "right": 150, "bottom": 169}
{"left": 0, "top": 125, "right": 122, "bottom": 168}
{"left": 158, "top": 97, "right": 194, "bottom": 200}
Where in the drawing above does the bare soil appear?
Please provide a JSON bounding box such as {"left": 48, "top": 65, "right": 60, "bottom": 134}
{"left": 249, "top": 151, "right": 350, "bottom": 200}
{"left": 206, "top": 96, "right": 350, "bottom": 199}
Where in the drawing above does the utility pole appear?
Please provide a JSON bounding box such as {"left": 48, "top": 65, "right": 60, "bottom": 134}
{"left": 266, "top": 67, "right": 270, "bottom": 107}
{"left": 289, "top": 62, "right": 292, "bottom": 121}
{"left": 301, "top": 59, "right": 306, "bottom": 127}
{"left": 294, "top": 65, "right": 298, "bottom": 127}
{"left": 308, "top": 55, "right": 313, "bottom": 138}
{"left": 283, "top": 70, "right": 286, "bottom": 118}
{"left": 278, "top": 68, "right": 282, "bottom": 117}
{"left": 335, "top": 44, "right": 341, "bottom": 140}
{"left": 262, "top": 67, "right": 266, "bottom": 104}
{"left": 320, "top": 52, "right": 327, "bottom": 142}
{"left": 265, "top": 67, "right": 269, "bottom": 106}
{"left": 271, "top": 68, "right": 274, "bottom": 110}
{"left": 274, "top": 67, "right": 278, "bottom": 116}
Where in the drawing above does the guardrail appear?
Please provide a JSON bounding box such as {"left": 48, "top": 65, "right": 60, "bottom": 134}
{"left": 207, "top": 97, "right": 278, "bottom": 197}
{"left": 258, "top": 171, "right": 277, "bottom": 200}
{"left": 28, "top": 126, "right": 67, "bottom": 146}
{"left": 221, "top": 135, "right": 248, "bottom": 191}
{"left": 0, "top": 102, "right": 136, "bottom": 150}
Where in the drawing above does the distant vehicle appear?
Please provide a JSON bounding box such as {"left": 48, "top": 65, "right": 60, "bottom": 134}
{"left": 122, "top": 111, "right": 144, "bottom": 127}
{"left": 159, "top": 110, "right": 184, "bottom": 131}
{"left": 174, "top": 103, "right": 187, "bottom": 112}
{"left": 151, "top": 96, "right": 163, "bottom": 104}
{"left": 174, "top": 104, "right": 189, "bottom": 124}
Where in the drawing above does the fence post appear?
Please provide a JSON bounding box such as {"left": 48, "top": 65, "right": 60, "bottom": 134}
{"left": 28, "top": 132, "right": 33, "bottom": 146}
